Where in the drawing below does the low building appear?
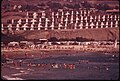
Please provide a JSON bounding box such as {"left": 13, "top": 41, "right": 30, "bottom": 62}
{"left": 8, "top": 41, "right": 19, "bottom": 47}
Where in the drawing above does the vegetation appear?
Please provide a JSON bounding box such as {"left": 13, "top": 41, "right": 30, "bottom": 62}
{"left": 48, "top": 37, "right": 94, "bottom": 42}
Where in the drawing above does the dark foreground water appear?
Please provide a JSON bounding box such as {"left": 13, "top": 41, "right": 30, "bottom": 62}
{"left": 1, "top": 52, "right": 119, "bottom": 80}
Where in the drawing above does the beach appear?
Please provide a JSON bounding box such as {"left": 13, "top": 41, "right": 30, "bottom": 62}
{"left": 1, "top": 47, "right": 119, "bottom": 80}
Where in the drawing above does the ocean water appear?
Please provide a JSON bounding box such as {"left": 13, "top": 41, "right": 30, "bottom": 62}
{"left": 1, "top": 52, "right": 119, "bottom": 80}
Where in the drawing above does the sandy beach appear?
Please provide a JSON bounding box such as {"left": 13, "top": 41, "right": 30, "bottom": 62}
{"left": 1, "top": 43, "right": 119, "bottom": 80}
{"left": 1, "top": 47, "right": 119, "bottom": 80}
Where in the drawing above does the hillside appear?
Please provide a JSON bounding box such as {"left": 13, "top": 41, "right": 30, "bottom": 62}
{"left": 1, "top": 0, "right": 119, "bottom": 42}
{"left": 2, "top": 27, "right": 119, "bottom": 42}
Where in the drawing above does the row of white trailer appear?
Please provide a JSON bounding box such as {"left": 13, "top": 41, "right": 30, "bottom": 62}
{"left": 1, "top": 21, "right": 119, "bottom": 30}
{"left": 2, "top": 9, "right": 119, "bottom": 31}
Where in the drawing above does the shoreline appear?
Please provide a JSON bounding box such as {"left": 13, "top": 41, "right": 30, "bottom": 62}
{"left": 1, "top": 45, "right": 119, "bottom": 61}
{"left": 1, "top": 47, "right": 119, "bottom": 61}
{"left": 1, "top": 46, "right": 119, "bottom": 54}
